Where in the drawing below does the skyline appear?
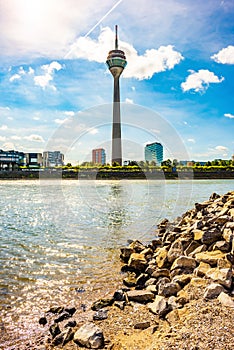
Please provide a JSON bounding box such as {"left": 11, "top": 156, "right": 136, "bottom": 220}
{"left": 0, "top": 0, "right": 233, "bottom": 164}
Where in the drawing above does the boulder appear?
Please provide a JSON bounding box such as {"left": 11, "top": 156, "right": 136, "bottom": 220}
{"left": 172, "top": 274, "right": 192, "bottom": 287}
{"left": 52, "top": 327, "right": 74, "bottom": 346}
{"left": 217, "top": 292, "right": 234, "bottom": 308}
{"left": 171, "top": 256, "right": 197, "bottom": 271}
{"left": 205, "top": 268, "right": 232, "bottom": 289}
{"left": 91, "top": 298, "right": 114, "bottom": 311}
{"left": 188, "top": 244, "right": 207, "bottom": 258}
{"left": 120, "top": 247, "right": 134, "bottom": 262}
{"left": 146, "top": 285, "right": 157, "bottom": 294}
{"left": 128, "top": 253, "right": 148, "bottom": 271}
{"left": 123, "top": 272, "right": 137, "bottom": 287}
{"left": 193, "top": 229, "right": 204, "bottom": 241}
{"left": 129, "top": 240, "right": 146, "bottom": 253}
{"left": 93, "top": 309, "right": 108, "bottom": 321}
{"left": 158, "top": 281, "right": 181, "bottom": 297}
{"left": 212, "top": 240, "right": 230, "bottom": 252}
{"left": 203, "top": 283, "right": 224, "bottom": 299}
{"left": 155, "top": 247, "right": 168, "bottom": 268}
{"left": 151, "top": 268, "right": 170, "bottom": 279}
{"left": 200, "top": 228, "right": 222, "bottom": 245}
{"left": 167, "top": 239, "right": 184, "bottom": 263}
{"left": 74, "top": 323, "right": 104, "bottom": 349}
{"left": 195, "top": 250, "right": 225, "bottom": 265}
{"left": 126, "top": 290, "right": 155, "bottom": 303}
{"left": 184, "top": 241, "right": 201, "bottom": 256}
{"left": 148, "top": 295, "right": 171, "bottom": 317}
{"left": 194, "top": 261, "right": 211, "bottom": 277}
{"left": 165, "top": 309, "right": 180, "bottom": 324}
{"left": 222, "top": 228, "right": 233, "bottom": 243}
{"left": 145, "top": 278, "right": 157, "bottom": 287}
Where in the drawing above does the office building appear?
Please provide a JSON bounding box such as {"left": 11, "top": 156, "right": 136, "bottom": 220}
{"left": 106, "top": 25, "right": 127, "bottom": 166}
{"left": 145, "top": 142, "right": 163, "bottom": 165}
{"left": 25, "top": 153, "right": 42, "bottom": 168}
{"left": 43, "top": 151, "right": 64, "bottom": 167}
{"left": 92, "top": 148, "right": 106, "bottom": 165}
{"left": 0, "top": 149, "right": 25, "bottom": 170}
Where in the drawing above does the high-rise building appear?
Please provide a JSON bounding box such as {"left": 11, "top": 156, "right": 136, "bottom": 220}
{"left": 92, "top": 148, "right": 106, "bottom": 165}
{"left": 43, "top": 151, "right": 64, "bottom": 167}
{"left": 145, "top": 142, "right": 163, "bottom": 165}
{"left": 106, "top": 25, "right": 127, "bottom": 166}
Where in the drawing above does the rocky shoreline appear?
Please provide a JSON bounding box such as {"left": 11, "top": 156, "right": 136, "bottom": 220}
{"left": 37, "top": 191, "right": 234, "bottom": 349}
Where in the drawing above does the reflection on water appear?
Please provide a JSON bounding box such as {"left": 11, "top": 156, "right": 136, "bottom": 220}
{"left": 0, "top": 179, "right": 233, "bottom": 348}
{"left": 107, "top": 184, "right": 127, "bottom": 228}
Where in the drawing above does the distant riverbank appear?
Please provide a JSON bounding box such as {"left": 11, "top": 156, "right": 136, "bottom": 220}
{"left": 1, "top": 169, "right": 234, "bottom": 180}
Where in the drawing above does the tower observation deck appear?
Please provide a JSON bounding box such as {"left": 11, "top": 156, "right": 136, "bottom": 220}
{"left": 106, "top": 25, "right": 127, "bottom": 166}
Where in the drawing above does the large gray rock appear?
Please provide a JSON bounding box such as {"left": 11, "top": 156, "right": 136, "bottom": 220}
{"left": 74, "top": 323, "right": 104, "bottom": 349}
{"left": 126, "top": 290, "right": 155, "bottom": 303}
{"left": 148, "top": 295, "right": 171, "bottom": 317}
{"left": 203, "top": 283, "right": 224, "bottom": 299}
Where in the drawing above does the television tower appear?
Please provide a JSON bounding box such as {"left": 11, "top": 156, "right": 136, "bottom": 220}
{"left": 106, "top": 25, "right": 127, "bottom": 166}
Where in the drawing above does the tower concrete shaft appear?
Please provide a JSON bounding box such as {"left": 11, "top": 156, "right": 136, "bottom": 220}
{"left": 106, "top": 25, "right": 127, "bottom": 166}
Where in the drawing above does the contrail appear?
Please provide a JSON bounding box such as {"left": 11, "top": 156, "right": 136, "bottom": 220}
{"left": 64, "top": 0, "right": 123, "bottom": 59}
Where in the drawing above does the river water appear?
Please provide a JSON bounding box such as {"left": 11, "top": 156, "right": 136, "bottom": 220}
{"left": 0, "top": 179, "right": 233, "bottom": 349}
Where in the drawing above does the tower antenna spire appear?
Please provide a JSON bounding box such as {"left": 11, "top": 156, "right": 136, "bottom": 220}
{"left": 115, "top": 24, "right": 118, "bottom": 50}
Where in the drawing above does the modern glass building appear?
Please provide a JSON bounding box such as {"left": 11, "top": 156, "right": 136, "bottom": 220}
{"left": 42, "top": 151, "right": 64, "bottom": 167}
{"left": 145, "top": 142, "right": 163, "bottom": 165}
{"left": 0, "top": 149, "right": 25, "bottom": 170}
{"left": 92, "top": 148, "right": 106, "bottom": 165}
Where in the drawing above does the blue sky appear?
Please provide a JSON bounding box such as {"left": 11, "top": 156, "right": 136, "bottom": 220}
{"left": 0, "top": 0, "right": 233, "bottom": 163}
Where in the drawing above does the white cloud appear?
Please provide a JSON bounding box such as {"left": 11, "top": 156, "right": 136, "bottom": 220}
{"left": 0, "top": 106, "right": 10, "bottom": 111}
{"left": 9, "top": 73, "right": 21, "bottom": 82}
{"left": 0, "top": 125, "right": 8, "bottom": 130}
{"left": 9, "top": 66, "right": 26, "bottom": 82}
{"left": 34, "top": 61, "right": 63, "bottom": 90}
{"left": 11, "top": 135, "right": 21, "bottom": 140}
{"left": 2, "top": 142, "right": 15, "bottom": 150}
{"left": 123, "top": 44, "right": 183, "bottom": 80}
{"left": 187, "top": 138, "right": 195, "bottom": 143}
{"left": 0, "top": 136, "right": 6, "bottom": 141}
{"left": 181, "top": 69, "right": 224, "bottom": 92}
{"left": 125, "top": 98, "right": 133, "bottom": 104}
{"left": 67, "top": 27, "right": 183, "bottom": 80}
{"left": 24, "top": 134, "right": 45, "bottom": 142}
{"left": 211, "top": 45, "right": 234, "bottom": 64}
{"left": 215, "top": 145, "right": 228, "bottom": 152}
{"left": 54, "top": 118, "right": 69, "bottom": 124}
{"left": 64, "top": 111, "right": 75, "bottom": 117}
{"left": 0, "top": 0, "right": 114, "bottom": 61}
{"left": 88, "top": 128, "right": 99, "bottom": 135}
{"left": 224, "top": 113, "right": 234, "bottom": 119}
{"left": 33, "top": 116, "right": 40, "bottom": 121}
